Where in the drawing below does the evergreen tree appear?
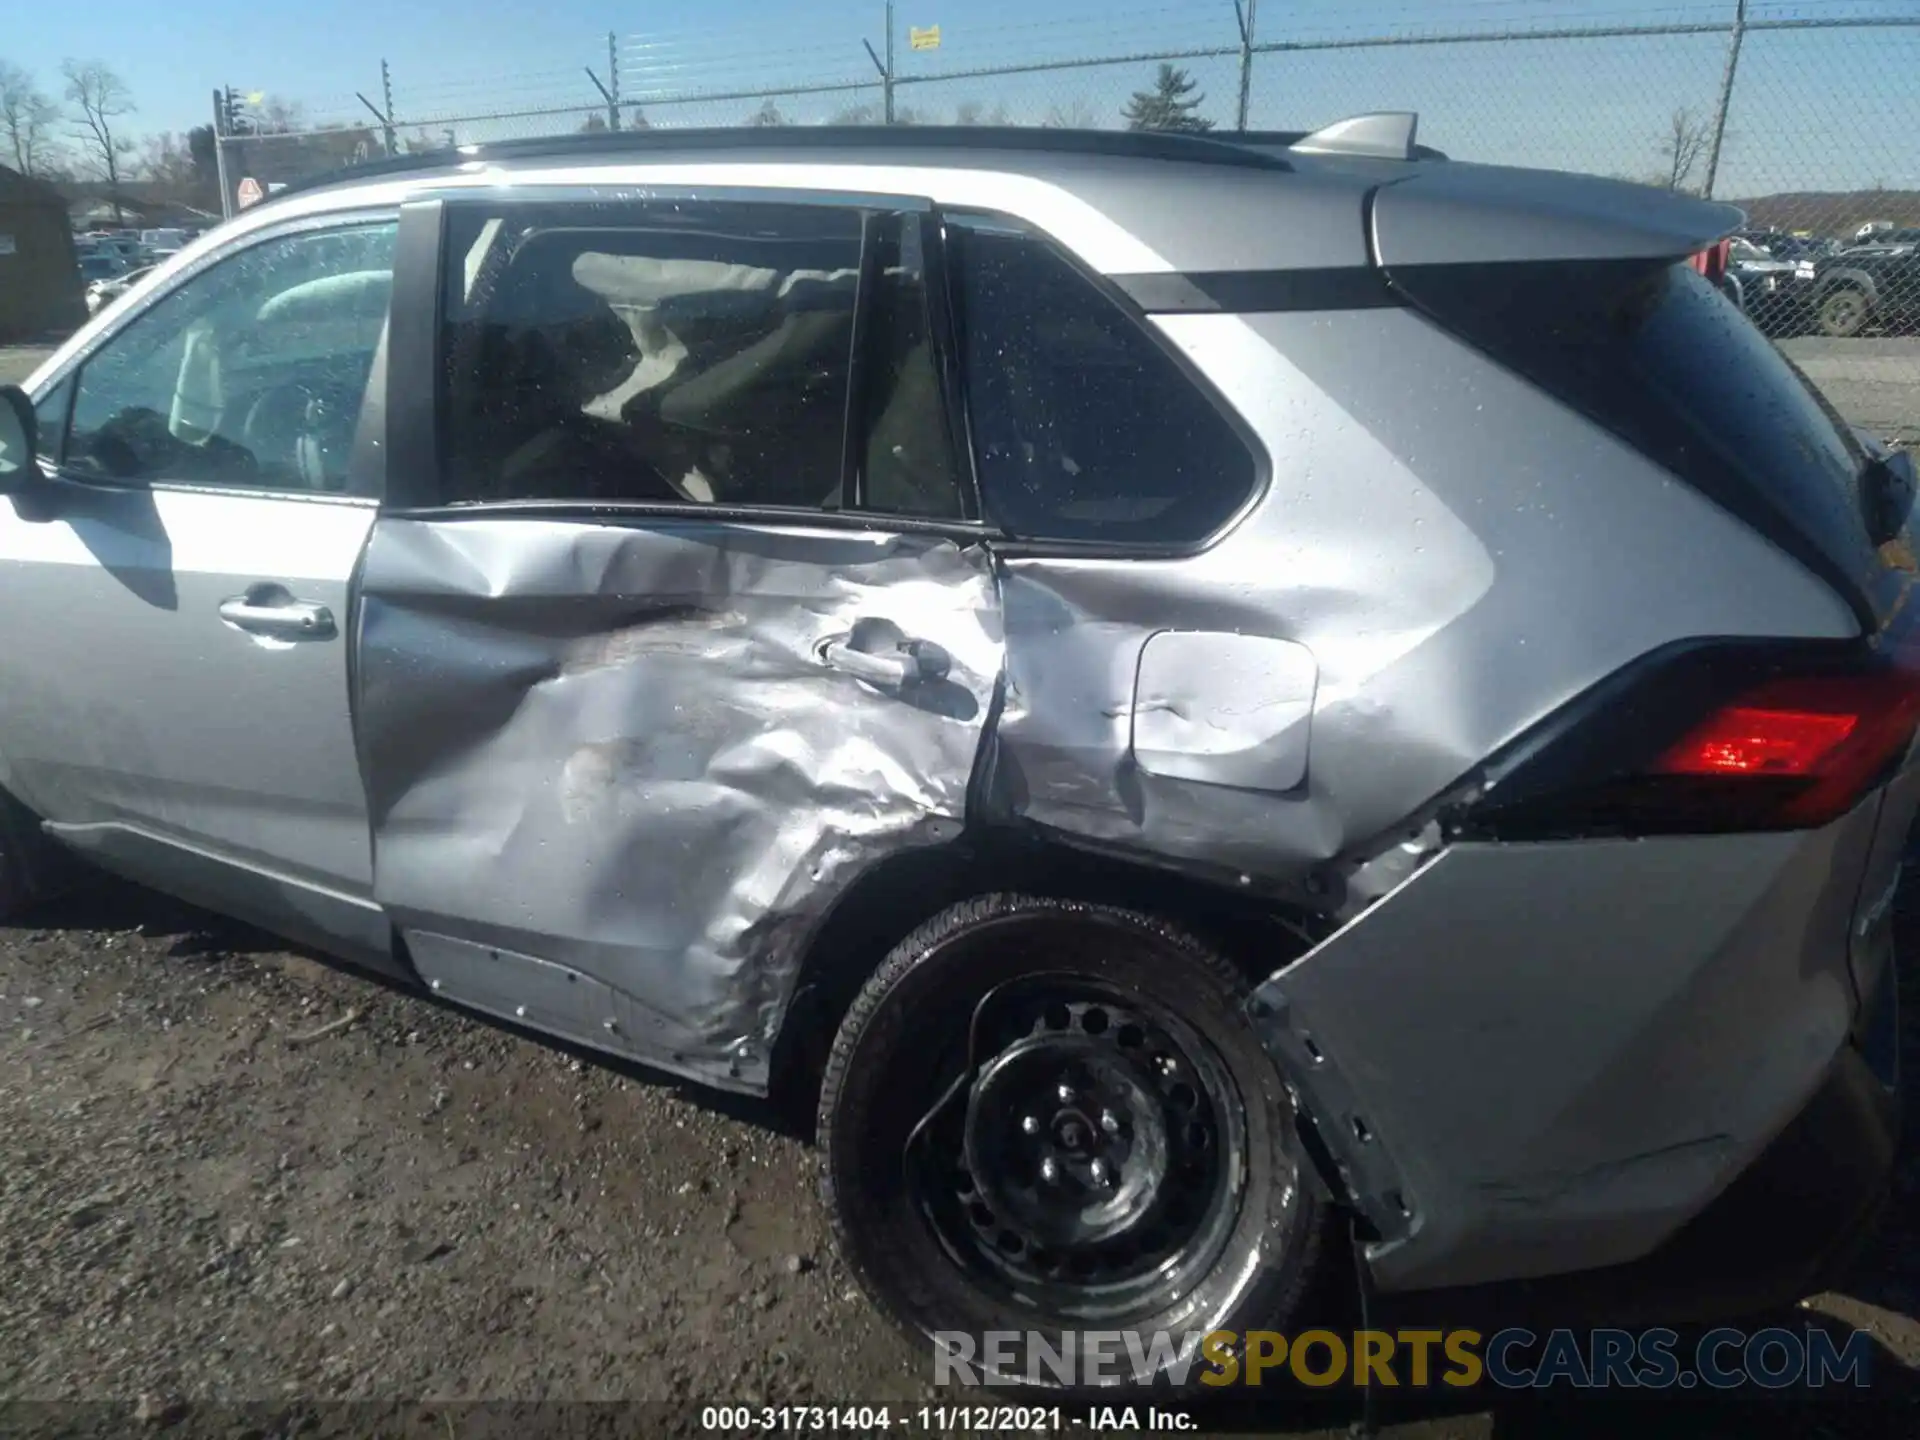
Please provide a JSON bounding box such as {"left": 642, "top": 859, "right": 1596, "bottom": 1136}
{"left": 1122, "top": 65, "right": 1213, "bottom": 133}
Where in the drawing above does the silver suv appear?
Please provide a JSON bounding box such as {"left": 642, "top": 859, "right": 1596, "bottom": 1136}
{"left": 0, "top": 117, "right": 1912, "bottom": 1379}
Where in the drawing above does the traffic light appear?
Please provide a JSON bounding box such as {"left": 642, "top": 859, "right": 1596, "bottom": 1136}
{"left": 221, "top": 87, "right": 251, "bottom": 136}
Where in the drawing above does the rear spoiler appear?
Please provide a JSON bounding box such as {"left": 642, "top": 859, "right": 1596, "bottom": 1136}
{"left": 1371, "top": 162, "right": 1745, "bottom": 268}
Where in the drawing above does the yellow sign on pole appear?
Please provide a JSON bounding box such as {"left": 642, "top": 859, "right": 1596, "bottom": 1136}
{"left": 909, "top": 25, "right": 942, "bottom": 51}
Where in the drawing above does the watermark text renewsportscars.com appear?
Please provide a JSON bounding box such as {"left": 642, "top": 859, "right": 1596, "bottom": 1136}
{"left": 933, "top": 1326, "right": 1876, "bottom": 1390}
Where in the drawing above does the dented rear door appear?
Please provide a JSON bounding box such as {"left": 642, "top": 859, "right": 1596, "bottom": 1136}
{"left": 353, "top": 192, "right": 1000, "bottom": 1092}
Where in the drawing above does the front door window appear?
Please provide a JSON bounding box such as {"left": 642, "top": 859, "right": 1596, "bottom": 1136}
{"left": 62, "top": 222, "right": 396, "bottom": 496}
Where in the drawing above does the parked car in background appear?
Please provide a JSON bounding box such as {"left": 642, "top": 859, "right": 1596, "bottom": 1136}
{"left": 1725, "top": 237, "right": 1807, "bottom": 333}
{"left": 76, "top": 253, "right": 128, "bottom": 290}
{"left": 138, "top": 228, "right": 188, "bottom": 255}
{"left": 1811, "top": 235, "right": 1920, "bottom": 336}
{"left": 85, "top": 263, "right": 156, "bottom": 314}
{"left": 98, "top": 232, "right": 143, "bottom": 258}
{"left": 1738, "top": 229, "right": 1832, "bottom": 265}
{"left": 1841, "top": 228, "right": 1920, "bottom": 257}
{"left": 0, "top": 120, "right": 1912, "bottom": 1383}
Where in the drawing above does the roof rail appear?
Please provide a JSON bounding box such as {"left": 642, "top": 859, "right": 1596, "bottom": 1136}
{"left": 259, "top": 124, "right": 1295, "bottom": 207}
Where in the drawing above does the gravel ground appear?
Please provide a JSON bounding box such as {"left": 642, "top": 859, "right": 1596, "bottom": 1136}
{"left": 0, "top": 347, "right": 56, "bottom": 385}
{"left": 1778, "top": 337, "right": 1920, "bottom": 447}
{"left": 0, "top": 879, "right": 938, "bottom": 1435}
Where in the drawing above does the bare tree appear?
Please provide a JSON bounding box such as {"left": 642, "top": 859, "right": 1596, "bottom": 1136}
{"left": 954, "top": 101, "right": 1013, "bottom": 126}
{"left": 1042, "top": 98, "right": 1100, "bottom": 130}
{"left": 747, "top": 99, "right": 788, "bottom": 127}
{"left": 1661, "top": 107, "right": 1709, "bottom": 192}
{"left": 0, "top": 61, "right": 61, "bottom": 176}
{"left": 140, "top": 132, "right": 196, "bottom": 190}
{"left": 61, "top": 59, "right": 135, "bottom": 222}
{"left": 256, "top": 97, "right": 307, "bottom": 135}
{"left": 140, "top": 130, "right": 222, "bottom": 211}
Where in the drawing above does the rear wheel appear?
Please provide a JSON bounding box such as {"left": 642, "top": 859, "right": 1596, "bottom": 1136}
{"left": 819, "top": 894, "right": 1335, "bottom": 1388}
{"left": 1818, "top": 286, "right": 1870, "bottom": 338}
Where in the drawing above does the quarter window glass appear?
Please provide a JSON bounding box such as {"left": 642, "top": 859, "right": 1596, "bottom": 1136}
{"left": 954, "top": 226, "right": 1258, "bottom": 544}
{"left": 440, "top": 201, "right": 963, "bottom": 519}
{"left": 65, "top": 223, "right": 395, "bottom": 493}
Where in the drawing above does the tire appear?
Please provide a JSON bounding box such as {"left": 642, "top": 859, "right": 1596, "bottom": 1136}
{"left": 819, "top": 894, "right": 1336, "bottom": 1390}
{"left": 1818, "top": 286, "right": 1870, "bottom": 338}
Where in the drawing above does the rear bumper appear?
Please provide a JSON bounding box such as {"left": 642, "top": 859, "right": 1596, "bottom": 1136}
{"left": 1385, "top": 1015, "right": 1899, "bottom": 1329}
{"left": 1250, "top": 791, "right": 1902, "bottom": 1304}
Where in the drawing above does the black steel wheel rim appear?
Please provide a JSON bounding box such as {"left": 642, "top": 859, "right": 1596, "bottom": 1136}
{"left": 908, "top": 980, "right": 1248, "bottom": 1322}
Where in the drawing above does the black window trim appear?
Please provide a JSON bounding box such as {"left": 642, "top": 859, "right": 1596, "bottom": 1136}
{"left": 834, "top": 211, "right": 881, "bottom": 514}
{"left": 399, "top": 185, "right": 990, "bottom": 536}
{"left": 30, "top": 375, "right": 73, "bottom": 470}
{"left": 938, "top": 209, "right": 1273, "bottom": 560}
{"left": 381, "top": 198, "right": 445, "bottom": 510}
{"left": 40, "top": 206, "right": 402, "bottom": 507}
{"left": 922, "top": 210, "right": 984, "bottom": 526}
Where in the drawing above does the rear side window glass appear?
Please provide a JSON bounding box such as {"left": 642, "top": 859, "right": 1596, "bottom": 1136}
{"left": 439, "top": 200, "right": 964, "bottom": 519}
{"left": 1393, "top": 259, "right": 1876, "bottom": 604}
{"left": 951, "top": 225, "right": 1257, "bottom": 545}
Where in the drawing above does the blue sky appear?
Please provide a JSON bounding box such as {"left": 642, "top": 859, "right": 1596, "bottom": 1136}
{"left": 7, "top": 0, "right": 1918, "bottom": 198}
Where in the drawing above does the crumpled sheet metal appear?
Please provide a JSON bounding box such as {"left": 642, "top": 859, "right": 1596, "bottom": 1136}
{"left": 1249, "top": 814, "right": 1871, "bottom": 1292}
{"left": 355, "top": 516, "right": 1000, "bottom": 1091}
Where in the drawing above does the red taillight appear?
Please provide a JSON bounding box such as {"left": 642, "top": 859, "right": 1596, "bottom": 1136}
{"left": 1656, "top": 671, "right": 1920, "bottom": 825}
{"left": 1663, "top": 705, "right": 1858, "bottom": 776}
{"left": 1688, "top": 239, "right": 1732, "bottom": 283}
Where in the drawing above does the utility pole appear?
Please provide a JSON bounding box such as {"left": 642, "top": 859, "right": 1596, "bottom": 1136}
{"left": 1234, "top": 0, "right": 1259, "bottom": 133}
{"left": 380, "top": 59, "right": 398, "bottom": 157}
{"left": 1701, "top": 0, "right": 1746, "bottom": 199}
{"left": 586, "top": 33, "right": 621, "bottom": 132}
{"left": 212, "top": 87, "right": 234, "bottom": 220}
{"left": 862, "top": 3, "right": 896, "bottom": 126}
{"left": 884, "top": 0, "right": 896, "bottom": 124}
{"left": 609, "top": 31, "right": 621, "bottom": 131}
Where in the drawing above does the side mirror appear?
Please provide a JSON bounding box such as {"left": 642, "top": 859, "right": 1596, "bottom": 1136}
{"left": 0, "top": 385, "right": 38, "bottom": 494}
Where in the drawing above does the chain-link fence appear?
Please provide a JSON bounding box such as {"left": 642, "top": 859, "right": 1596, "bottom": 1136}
{"left": 211, "top": 0, "right": 1920, "bottom": 442}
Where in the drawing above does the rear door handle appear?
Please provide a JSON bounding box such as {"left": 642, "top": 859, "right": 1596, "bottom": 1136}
{"left": 821, "top": 632, "right": 952, "bottom": 691}
{"left": 219, "top": 589, "right": 336, "bottom": 640}
{"left": 823, "top": 640, "right": 915, "bottom": 688}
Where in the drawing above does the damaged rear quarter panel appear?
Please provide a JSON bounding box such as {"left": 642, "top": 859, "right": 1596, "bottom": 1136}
{"left": 1252, "top": 813, "right": 1873, "bottom": 1293}
{"left": 354, "top": 514, "right": 1001, "bottom": 1091}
